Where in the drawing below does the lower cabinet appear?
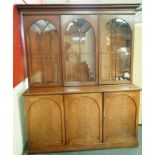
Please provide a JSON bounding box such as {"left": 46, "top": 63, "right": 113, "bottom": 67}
{"left": 64, "top": 93, "right": 102, "bottom": 145}
{"left": 24, "top": 95, "right": 65, "bottom": 150}
{"left": 103, "top": 91, "right": 140, "bottom": 143}
{"left": 24, "top": 91, "right": 140, "bottom": 153}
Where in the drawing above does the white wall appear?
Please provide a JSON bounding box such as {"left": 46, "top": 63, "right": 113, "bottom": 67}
{"left": 13, "top": 80, "right": 28, "bottom": 155}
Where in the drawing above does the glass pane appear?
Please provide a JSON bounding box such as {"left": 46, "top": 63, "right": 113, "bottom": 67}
{"left": 65, "top": 53, "right": 96, "bottom": 82}
{"left": 102, "top": 21, "right": 117, "bottom": 53}
{"left": 99, "top": 17, "right": 132, "bottom": 83}
{"left": 27, "top": 19, "right": 61, "bottom": 85}
{"left": 116, "top": 53, "right": 131, "bottom": 81}
{"left": 114, "top": 19, "right": 131, "bottom": 81}
{"left": 99, "top": 53, "right": 115, "bottom": 82}
{"left": 116, "top": 19, "right": 132, "bottom": 54}
{"left": 64, "top": 18, "right": 96, "bottom": 83}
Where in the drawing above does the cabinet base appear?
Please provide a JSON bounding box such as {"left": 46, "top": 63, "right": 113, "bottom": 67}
{"left": 28, "top": 140, "right": 138, "bottom": 154}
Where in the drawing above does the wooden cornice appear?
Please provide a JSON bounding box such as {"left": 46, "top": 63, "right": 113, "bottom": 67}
{"left": 16, "top": 4, "right": 141, "bottom": 11}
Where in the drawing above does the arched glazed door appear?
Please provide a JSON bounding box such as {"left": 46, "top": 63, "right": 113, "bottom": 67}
{"left": 99, "top": 15, "right": 134, "bottom": 84}
{"left": 61, "top": 15, "right": 98, "bottom": 86}
{"left": 23, "top": 16, "right": 62, "bottom": 87}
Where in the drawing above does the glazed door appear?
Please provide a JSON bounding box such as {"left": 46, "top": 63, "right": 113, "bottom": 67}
{"left": 103, "top": 91, "right": 140, "bottom": 143}
{"left": 61, "top": 15, "right": 98, "bottom": 86}
{"left": 99, "top": 15, "right": 134, "bottom": 84}
{"left": 64, "top": 93, "right": 102, "bottom": 145}
{"left": 24, "top": 95, "right": 65, "bottom": 149}
{"left": 23, "top": 15, "right": 62, "bottom": 87}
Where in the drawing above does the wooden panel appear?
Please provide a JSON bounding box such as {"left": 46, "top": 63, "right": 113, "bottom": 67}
{"left": 103, "top": 91, "right": 140, "bottom": 143}
{"left": 64, "top": 93, "right": 102, "bottom": 145}
{"left": 24, "top": 95, "right": 65, "bottom": 149}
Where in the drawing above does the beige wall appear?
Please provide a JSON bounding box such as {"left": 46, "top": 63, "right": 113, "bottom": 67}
{"left": 133, "top": 24, "right": 142, "bottom": 124}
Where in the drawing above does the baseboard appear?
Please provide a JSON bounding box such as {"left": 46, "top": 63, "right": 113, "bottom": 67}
{"left": 22, "top": 143, "right": 27, "bottom": 155}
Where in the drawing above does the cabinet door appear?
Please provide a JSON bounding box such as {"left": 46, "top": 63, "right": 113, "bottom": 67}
{"left": 64, "top": 93, "right": 102, "bottom": 145}
{"left": 99, "top": 15, "right": 134, "bottom": 84}
{"left": 24, "top": 95, "right": 65, "bottom": 149}
{"left": 103, "top": 91, "right": 140, "bottom": 143}
{"left": 23, "top": 15, "right": 62, "bottom": 87}
{"left": 61, "top": 15, "right": 98, "bottom": 86}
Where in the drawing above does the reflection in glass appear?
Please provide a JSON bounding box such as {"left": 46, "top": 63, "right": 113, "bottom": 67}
{"left": 116, "top": 52, "right": 131, "bottom": 81}
{"left": 100, "top": 18, "right": 132, "bottom": 82}
{"left": 27, "top": 20, "right": 61, "bottom": 85}
{"left": 100, "top": 53, "right": 115, "bottom": 81}
{"left": 64, "top": 19, "right": 96, "bottom": 83}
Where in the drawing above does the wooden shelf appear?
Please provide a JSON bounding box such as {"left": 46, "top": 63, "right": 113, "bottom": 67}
{"left": 24, "top": 84, "right": 141, "bottom": 96}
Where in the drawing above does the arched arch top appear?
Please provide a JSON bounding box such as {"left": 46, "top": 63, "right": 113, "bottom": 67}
{"left": 108, "top": 94, "right": 137, "bottom": 111}
{"left": 106, "top": 18, "right": 132, "bottom": 33}
{"left": 28, "top": 97, "right": 62, "bottom": 115}
{"left": 105, "top": 18, "right": 132, "bottom": 54}
{"left": 70, "top": 95, "right": 100, "bottom": 112}
{"left": 65, "top": 18, "right": 95, "bottom": 35}
{"left": 28, "top": 19, "right": 57, "bottom": 33}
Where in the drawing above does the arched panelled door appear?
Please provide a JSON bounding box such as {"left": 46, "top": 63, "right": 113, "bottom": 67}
{"left": 104, "top": 92, "right": 139, "bottom": 142}
{"left": 61, "top": 15, "right": 98, "bottom": 86}
{"left": 24, "top": 16, "right": 62, "bottom": 87}
{"left": 64, "top": 93, "right": 102, "bottom": 145}
{"left": 24, "top": 95, "right": 65, "bottom": 148}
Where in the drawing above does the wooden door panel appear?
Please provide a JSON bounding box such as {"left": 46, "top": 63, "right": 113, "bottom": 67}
{"left": 64, "top": 93, "right": 102, "bottom": 145}
{"left": 24, "top": 95, "right": 65, "bottom": 148}
{"left": 103, "top": 91, "right": 139, "bottom": 143}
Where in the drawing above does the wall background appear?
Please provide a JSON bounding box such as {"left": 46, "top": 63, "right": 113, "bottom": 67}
{"left": 133, "top": 24, "right": 142, "bottom": 124}
{"left": 13, "top": 2, "right": 42, "bottom": 155}
{"left": 13, "top": 1, "right": 142, "bottom": 155}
